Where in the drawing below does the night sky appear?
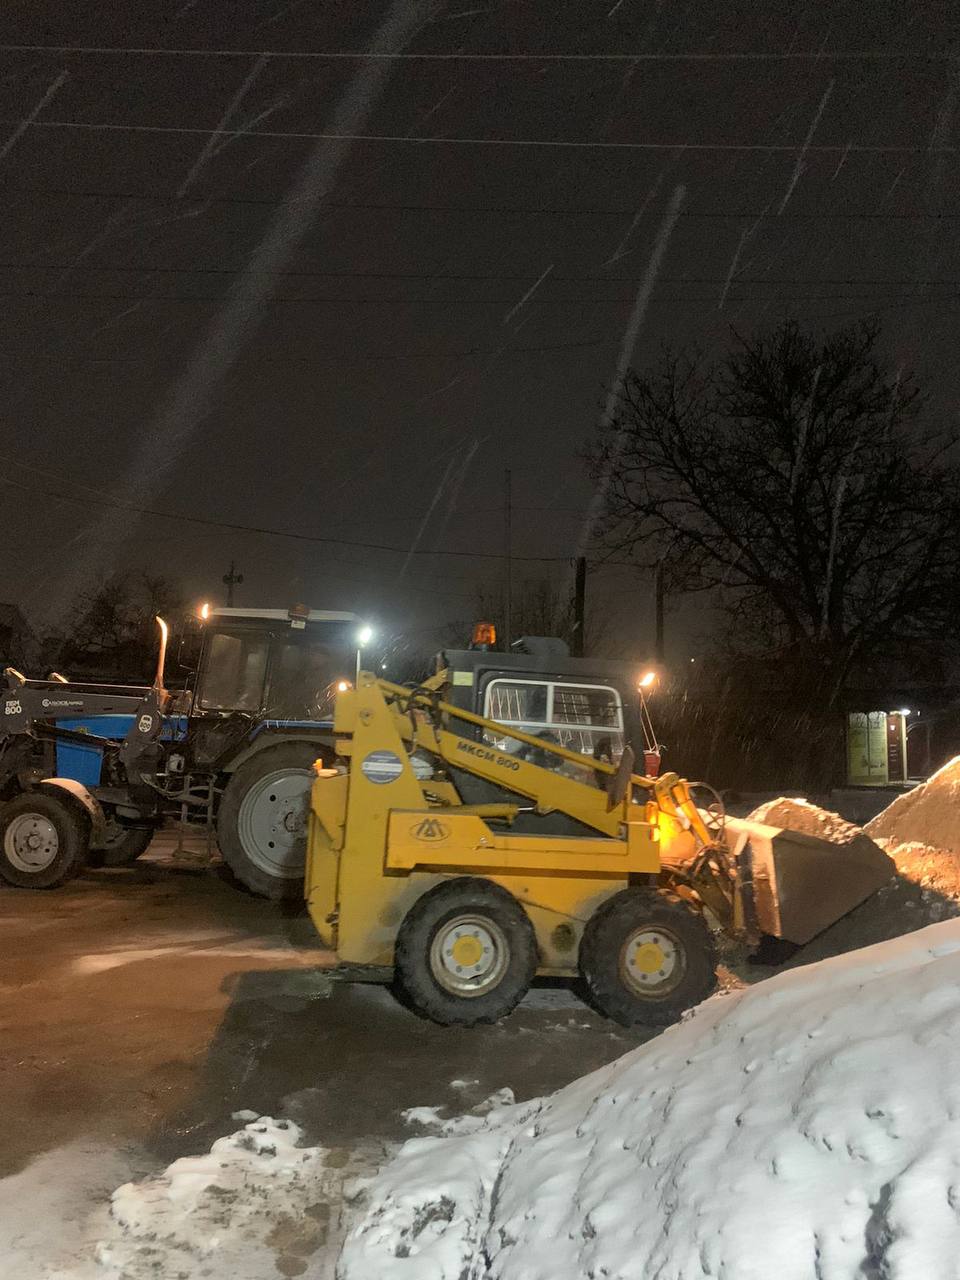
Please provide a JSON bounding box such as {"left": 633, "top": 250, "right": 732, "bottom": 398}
{"left": 1, "top": 1, "right": 958, "bottom": 659}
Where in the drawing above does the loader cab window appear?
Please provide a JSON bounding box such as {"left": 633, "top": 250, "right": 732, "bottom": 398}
{"left": 196, "top": 631, "right": 270, "bottom": 713}
{"left": 483, "top": 678, "right": 625, "bottom": 772}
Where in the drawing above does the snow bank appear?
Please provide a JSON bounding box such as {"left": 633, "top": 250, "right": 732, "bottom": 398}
{"left": 340, "top": 920, "right": 960, "bottom": 1280}
{"left": 880, "top": 840, "right": 960, "bottom": 902}
{"left": 868, "top": 756, "right": 960, "bottom": 854}
{"left": 70, "top": 1116, "right": 348, "bottom": 1280}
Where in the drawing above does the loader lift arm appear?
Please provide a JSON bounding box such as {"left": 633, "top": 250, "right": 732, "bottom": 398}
{"left": 360, "top": 675, "right": 715, "bottom": 847}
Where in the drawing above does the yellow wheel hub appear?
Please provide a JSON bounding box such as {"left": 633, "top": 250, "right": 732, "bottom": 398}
{"left": 633, "top": 941, "right": 666, "bottom": 974}
{"left": 451, "top": 934, "right": 484, "bottom": 967}
{"left": 622, "top": 928, "right": 680, "bottom": 993}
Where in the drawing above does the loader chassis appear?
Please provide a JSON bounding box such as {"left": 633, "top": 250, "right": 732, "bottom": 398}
{"left": 305, "top": 674, "right": 895, "bottom": 1027}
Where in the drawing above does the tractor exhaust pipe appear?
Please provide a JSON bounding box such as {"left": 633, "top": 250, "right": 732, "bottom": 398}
{"left": 154, "top": 616, "right": 169, "bottom": 693}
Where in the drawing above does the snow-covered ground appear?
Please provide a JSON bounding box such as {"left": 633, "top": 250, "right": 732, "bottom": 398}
{"left": 341, "top": 919, "right": 960, "bottom": 1280}
{"left": 13, "top": 923, "right": 960, "bottom": 1280}
{"left": 3, "top": 1117, "right": 381, "bottom": 1280}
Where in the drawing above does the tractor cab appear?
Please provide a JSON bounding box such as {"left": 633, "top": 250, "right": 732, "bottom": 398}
{"left": 184, "top": 606, "right": 363, "bottom": 766}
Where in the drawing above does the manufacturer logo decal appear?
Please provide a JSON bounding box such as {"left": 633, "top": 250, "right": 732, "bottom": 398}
{"left": 410, "top": 816, "right": 450, "bottom": 842}
{"left": 360, "top": 749, "right": 404, "bottom": 785}
{"left": 138, "top": 714, "right": 154, "bottom": 733}
{"left": 455, "top": 739, "right": 520, "bottom": 771}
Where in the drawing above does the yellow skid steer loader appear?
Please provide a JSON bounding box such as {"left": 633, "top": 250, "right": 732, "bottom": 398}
{"left": 306, "top": 673, "right": 893, "bottom": 1026}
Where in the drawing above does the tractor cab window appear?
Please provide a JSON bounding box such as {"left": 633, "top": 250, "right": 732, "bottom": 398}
{"left": 266, "top": 636, "right": 347, "bottom": 720}
{"left": 482, "top": 678, "right": 625, "bottom": 776}
{"left": 196, "top": 631, "right": 270, "bottom": 713}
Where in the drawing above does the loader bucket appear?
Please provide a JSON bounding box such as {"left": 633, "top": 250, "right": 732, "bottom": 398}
{"left": 723, "top": 816, "right": 896, "bottom": 945}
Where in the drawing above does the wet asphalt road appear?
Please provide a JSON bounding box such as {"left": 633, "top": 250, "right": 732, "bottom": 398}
{"left": 0, "top": 839, "right": 651, "bottom": 1180}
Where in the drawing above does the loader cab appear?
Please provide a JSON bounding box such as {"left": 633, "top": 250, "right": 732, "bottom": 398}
{"left": 192, "top": 608, "right": 361, "bottom": 724}
{"left": 436, "top": 642, "right": 643, "bottom": 772}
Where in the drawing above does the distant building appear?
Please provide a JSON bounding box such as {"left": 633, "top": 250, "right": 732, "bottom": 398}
{"left": 0, "top": 603, "right": 36, "bottom": 670}
{"left": 842, "top": 682, "right": 960, "bottom": 786}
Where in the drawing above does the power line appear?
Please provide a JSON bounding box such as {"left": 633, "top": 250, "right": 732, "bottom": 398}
{"left": 6, "top": 261, "right": 960, "bottom": 286}
{"left": 6, "top": 292, "right": 960, "bottom": 363}
{"left": 0, "top": 43, "right": 949, "bottom": 61}
{"left": 0, "top": 336, "right": 612, "bottom": 362}
{"left": 10, "top": 186, "right": 960, "bottom": 220}
{"left": 13, "top": 117, "right": 955, "bottom": 155}
{"left": 1, "top": 469, "right": 574, "bottom": 563}
{"left": 6, "top": 288, "right": 957, "bottom": 306}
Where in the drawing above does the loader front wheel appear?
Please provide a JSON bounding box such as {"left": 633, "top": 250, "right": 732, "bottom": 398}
{"left": 395, "top": 878, "right": 537, "bottom": 1026}
{"left": 580, "top": 889, "right": 717, "bottom": 1027}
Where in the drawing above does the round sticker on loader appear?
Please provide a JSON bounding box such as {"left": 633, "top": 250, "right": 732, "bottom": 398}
{"left": 361, "top": 749, "right": 404, "bottom": 785}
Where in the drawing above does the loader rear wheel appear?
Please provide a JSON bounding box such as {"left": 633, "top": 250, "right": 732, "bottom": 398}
{"left": 217, "top": 743, "right": 326, "bottom": 900}
{"left": 580, "top": 889, "right": 717, "bottom": 1027}
{"left": 0, "top": 792, "right": 89, "bottom": 889}
{"left": 395, "top": 878, "right": 537, "bottom": 1026}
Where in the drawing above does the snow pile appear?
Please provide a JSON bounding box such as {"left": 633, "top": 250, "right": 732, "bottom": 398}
{"left": 880, "top": 840, "right": 960, "bottom": 901}
{"left": 867, "top": 756, "right": 960, "bottom": 855}
{"left": 86, "top": 1116, "right": 343, "bottom": 1280}
{"left": 401, "top": 1089, "right": 517, "bottom": 1134}
{"left": 340, "top": 920, "right": 960, "bottom": 1280}
{"left": 747, "top": 794, "right": 875, "bottom": 850}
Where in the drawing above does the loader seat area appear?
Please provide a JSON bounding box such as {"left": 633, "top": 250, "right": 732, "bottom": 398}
{"left": 444, "top": 765, "right": 608, "bottom": 839}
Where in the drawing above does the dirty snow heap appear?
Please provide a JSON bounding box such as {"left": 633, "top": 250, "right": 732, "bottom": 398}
{"left": 867, "top": 755, "right": 960, "bottom": 853}
{"left": 341, "top": 920, "right": 960, "bottom": 1280}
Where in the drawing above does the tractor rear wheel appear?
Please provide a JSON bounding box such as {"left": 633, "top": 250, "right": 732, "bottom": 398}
{"left": 217, "top": 743, "right": 325, "bottom": 899}
{"left": 579, "top": 889, "right": 717, "bottom": 1027}
{"left": 395, "top": 878, "right": 537, "bottom": 1026}
{"left": 0, "top": 792, "right": 89, "bottom": 889}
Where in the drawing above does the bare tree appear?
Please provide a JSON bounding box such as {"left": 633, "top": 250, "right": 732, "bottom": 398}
{"left": 586, "top": 320, "right": 960, "bottom": 701}
{"left": 472, "top": 576, "right": 610, "bottom": 655}
{"left": 55, "top": 572, "right": 185, "bottom": 682}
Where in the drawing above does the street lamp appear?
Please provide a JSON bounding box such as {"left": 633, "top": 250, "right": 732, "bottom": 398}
{"left": 356, "top": 624, "right": 375, "bottom": 679}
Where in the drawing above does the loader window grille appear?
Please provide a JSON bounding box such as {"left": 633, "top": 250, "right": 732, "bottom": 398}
{"left": 552, "top": 686, "right": 621, "bottom": 729}
{"left": 486, "top": 682, "right": 547, "bottom": 725}
{"left": 483, "top": 679, "right": 625, "bottom": 768}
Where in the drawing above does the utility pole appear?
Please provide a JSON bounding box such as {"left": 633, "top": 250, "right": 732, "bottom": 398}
{"left": 222, "top": 560, "right": 244, "bottom": 608}
{"left": 504, "top": 468, "right": 513, "bottom": 651}
{"left": 654, "top": 558, "right": 665, "bottom": 663}
{"left": 571, "top": 555, "right": 586, "bottom": 657}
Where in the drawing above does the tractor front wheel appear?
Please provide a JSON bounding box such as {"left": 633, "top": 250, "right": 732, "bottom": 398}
{"left": 395, "top": 878, "right": 537, "bottom": 1026}
{"left": 579, "top": 889, "right": 717, "bottom": 1027}
{"left": 0, "top": 792, "right": 89, "bottom": 889}
{"left": 99, "top": 823, "right": 155, "bottom": 867}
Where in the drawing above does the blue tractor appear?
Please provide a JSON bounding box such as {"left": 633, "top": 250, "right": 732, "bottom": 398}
{"left": 0, "top": 605, "right": 366, "bottom": 895}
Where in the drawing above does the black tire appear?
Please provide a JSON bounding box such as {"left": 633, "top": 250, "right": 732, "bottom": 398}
{"left": 100, "top": 824, "right": 155, "bottom": 867}
{"left": 579, "top": 889, "right": 717, "bottom": 1027}
{"left": 394, "top": 877, "right": 538, "bottom": 1026}
{"left": 0, "top": 791, "right": 89, "bottom": 889}
{"left": 217, "top": 742, "right": 326, "bottom": 900}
